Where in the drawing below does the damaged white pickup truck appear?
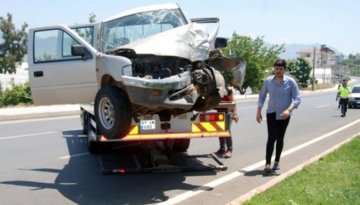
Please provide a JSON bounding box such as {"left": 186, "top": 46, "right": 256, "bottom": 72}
{"left": 28, "top": 3, "right": 246, "bottom": 141}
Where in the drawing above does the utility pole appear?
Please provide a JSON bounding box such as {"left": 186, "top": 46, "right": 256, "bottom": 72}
{"left": 312, "top": 47, "right": 316, "bottom": 91}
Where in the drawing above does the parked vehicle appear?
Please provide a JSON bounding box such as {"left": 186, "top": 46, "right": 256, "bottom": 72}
{"left": 27, "top": 3, "right": 246, "bottom": 151}
{"left": 349, "top": 84, "right": 360, "bottom": 108}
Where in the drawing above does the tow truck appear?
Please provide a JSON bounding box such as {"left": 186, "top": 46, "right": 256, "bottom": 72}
{"left": 27, "top": 3, "right": 246, "bottom": 174}
{"left": 80, "top": 103, "right": 231, "bottom": 174}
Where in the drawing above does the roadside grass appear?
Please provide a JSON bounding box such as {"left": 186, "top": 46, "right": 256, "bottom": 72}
{"left": 243, "top": 136, "right": 360, "bottom": 205}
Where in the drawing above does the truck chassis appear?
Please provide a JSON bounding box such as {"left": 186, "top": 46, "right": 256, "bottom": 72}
{"left": 80, "top": 105, "right": 229, "bottom": 174}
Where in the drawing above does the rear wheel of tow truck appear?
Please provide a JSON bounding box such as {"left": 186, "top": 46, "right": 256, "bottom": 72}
{"left": 95, "top": 86, "right": 132, "bottom": 140}
{"left": 172, "top": 139, "right": 191, "bottom": 152}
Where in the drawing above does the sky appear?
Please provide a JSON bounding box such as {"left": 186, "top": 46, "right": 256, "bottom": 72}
{"left": 1, "top": 0, "right": 359, "bottom": 56}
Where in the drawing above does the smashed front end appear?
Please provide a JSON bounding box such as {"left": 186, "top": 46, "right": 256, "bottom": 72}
{"left": 99, "top": 4, "right": 246, "bottom": 115}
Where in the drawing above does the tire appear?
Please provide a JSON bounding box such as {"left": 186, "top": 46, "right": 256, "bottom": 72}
{"left": 94, "top": 86, "right": 132, "bottom": 139}
{"left": 172, "top": 139, "right": 191, "bottom": 152}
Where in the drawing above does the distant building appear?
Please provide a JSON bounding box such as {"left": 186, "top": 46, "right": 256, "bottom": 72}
{"left": 297, "top": 45, "right": 344, "bottom": 84}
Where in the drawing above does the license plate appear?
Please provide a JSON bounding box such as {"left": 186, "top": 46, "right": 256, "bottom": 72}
{"left": 140, "top": 120, "right": 156, "bottom": 130}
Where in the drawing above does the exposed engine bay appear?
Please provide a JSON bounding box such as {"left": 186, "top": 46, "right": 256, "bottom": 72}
{"left": 114, "top": 50, "right": 243, "bottom": 116}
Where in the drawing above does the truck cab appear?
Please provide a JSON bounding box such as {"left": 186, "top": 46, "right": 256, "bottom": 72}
{"left": 28, "top": 23, "right": 99, "bottom": 105}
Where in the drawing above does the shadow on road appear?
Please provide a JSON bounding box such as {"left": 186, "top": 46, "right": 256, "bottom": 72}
{"left": 239, "top": 169, "right": 280, "bottom": 178}
{"left": 1, "top": 129, "right": 220, "bottom": 204}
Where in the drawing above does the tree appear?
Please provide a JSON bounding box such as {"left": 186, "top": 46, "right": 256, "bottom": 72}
{"left": 0, "top": 13, "right": 28, "bottom": 74}
{"left": 222, "top": 33, "right": 284, "bottom": 94}
{"left": 288, "top": 58, "right": 313, "bottom": 88}
{"left": 340, "top": 53, "right": 360, "bottom": 77}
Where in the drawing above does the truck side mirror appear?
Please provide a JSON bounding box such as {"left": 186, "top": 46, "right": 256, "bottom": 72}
{"left": 215, "top": 37, "right": 227, "bottom": 48}
{"left": 71, "top": 45, "right": 92, "bottom": 60}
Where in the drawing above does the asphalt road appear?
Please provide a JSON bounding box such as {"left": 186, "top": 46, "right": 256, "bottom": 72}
{"left": 1, "top": 89, "right": 360, "bottom": 205}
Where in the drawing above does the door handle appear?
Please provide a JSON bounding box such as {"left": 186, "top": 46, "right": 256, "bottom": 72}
{"left": 34, "top": 71, "right": 43, "bottom": 77}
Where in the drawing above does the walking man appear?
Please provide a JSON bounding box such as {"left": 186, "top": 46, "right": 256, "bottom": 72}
{"left": 256, "top": 59, "right": 301, "bottom": 174}
{"left": 336, "top": 79, "right": 351, "bottom": 117}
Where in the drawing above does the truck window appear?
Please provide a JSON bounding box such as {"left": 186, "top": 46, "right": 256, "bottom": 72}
{"left": 72, "top": 26, "right": 94, "bottom": 46}
{"left": 34, "top": 29, "right": 82, "bottom": 63}
{"left": 103, "top": 23, "right": 173, "bottom": 50}
{"left": 102, "top": 8, "right": 186, "bottom": 51}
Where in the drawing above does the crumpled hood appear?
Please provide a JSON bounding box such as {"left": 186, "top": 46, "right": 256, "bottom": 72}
{"left": 115, "top": 23, "right": 214, "bottom": 62}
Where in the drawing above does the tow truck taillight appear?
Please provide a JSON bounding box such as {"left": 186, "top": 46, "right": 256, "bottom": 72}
{"left": 199, "top": 113, "right": 224, "bottom": 122}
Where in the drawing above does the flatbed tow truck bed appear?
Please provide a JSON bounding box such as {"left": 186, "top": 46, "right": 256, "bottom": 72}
{"left": 80, "top": 105, "right": 229, "bottom": 174}
{"left": 98, "top": 146, "right": 227, "bottom": 175}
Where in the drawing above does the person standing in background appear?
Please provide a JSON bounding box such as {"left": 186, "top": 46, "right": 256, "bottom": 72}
{"left": 256, "top": 59, "right": 301, "bottom": 174}
{"left": 336, "top": 79, "right": 351, "bottom": 117}
{"left": 215, "top": 84, "right": 239, "bottom": 158}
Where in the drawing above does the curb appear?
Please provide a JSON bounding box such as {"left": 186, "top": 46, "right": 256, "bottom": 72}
{"left": 234, "top": 85, "right": 338, "bottom": 100}
{"left": 0, "top": 86, "right": 338, "bottom": 121}
{"left": 226, "top": 133, "right": 359, "bottom": 205}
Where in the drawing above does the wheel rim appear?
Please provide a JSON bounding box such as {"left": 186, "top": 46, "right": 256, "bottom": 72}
{"left": 98, "top": 97, "right": 115, "bottom": 129}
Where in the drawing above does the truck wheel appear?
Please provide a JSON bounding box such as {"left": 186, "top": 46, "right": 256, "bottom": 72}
{"left": 172, "top": 139, "right": 190, "bottom": 152}
{"left": 95, "top": 86, "right": 132, "bottom": 139}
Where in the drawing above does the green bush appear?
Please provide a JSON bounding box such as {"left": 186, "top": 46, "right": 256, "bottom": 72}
{"left": 0, "top": 79, "right": 33, "bottom": 107}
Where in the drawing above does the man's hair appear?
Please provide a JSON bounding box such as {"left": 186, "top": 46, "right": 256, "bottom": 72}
{"left": 274, "top": 59, "right": 287, "bottom": 68}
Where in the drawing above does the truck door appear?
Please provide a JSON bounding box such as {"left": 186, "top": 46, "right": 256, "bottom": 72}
{"left": 28, "top": 25, "right": 98, "bottom": 105}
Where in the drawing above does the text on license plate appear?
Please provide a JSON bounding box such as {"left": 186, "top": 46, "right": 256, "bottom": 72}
{"left": 140, "top": 120, "right": 156, "bottom": 130}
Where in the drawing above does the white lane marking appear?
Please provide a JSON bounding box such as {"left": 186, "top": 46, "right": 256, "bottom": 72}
{"left": 58, "top": 152, "right": 90, "bottom": 160}
{"left": 0, "top": 116, "right": 78, "bottom": 125}
{"left": 317, "top": 104, "right": 331, "bottom": 108}
{"left": 158, "top": 118, "right": 360, "bottom": 205}
{"left": 0, "top": 129, "right": 89, "bottom": 159}
{"left": 0, "top": 131, "right": 57, "bottom": 140}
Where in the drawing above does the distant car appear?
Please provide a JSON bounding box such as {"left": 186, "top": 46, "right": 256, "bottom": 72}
{"left": 349, "top": 85, "right": 360, "bottom": 108}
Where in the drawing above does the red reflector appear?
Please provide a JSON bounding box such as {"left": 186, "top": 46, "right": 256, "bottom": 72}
{"left": 200, "top": 114, "right": 205, "bottom": 121}
{"left": 118, "top": 168, "right": 126, "bottom": 173}
{"left": 199, "top": 113, "right": 221, "bottom": 122}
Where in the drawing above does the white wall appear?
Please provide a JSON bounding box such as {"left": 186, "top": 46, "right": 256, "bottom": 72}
{"left": 314, "top": 68, "right": 332, "bottom": 84}
{"left": 0, "top": 63, "right": 29, "bottom": 89}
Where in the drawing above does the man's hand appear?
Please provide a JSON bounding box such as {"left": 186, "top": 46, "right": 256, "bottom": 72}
{"left": 280, "top": 109, "right": 291, "bottom": 119}
{"left": 232, "top": 113, "right": 239, "bottom": 123}
{"left": 256, "top": 112, "right": 262, "bottom": 123}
